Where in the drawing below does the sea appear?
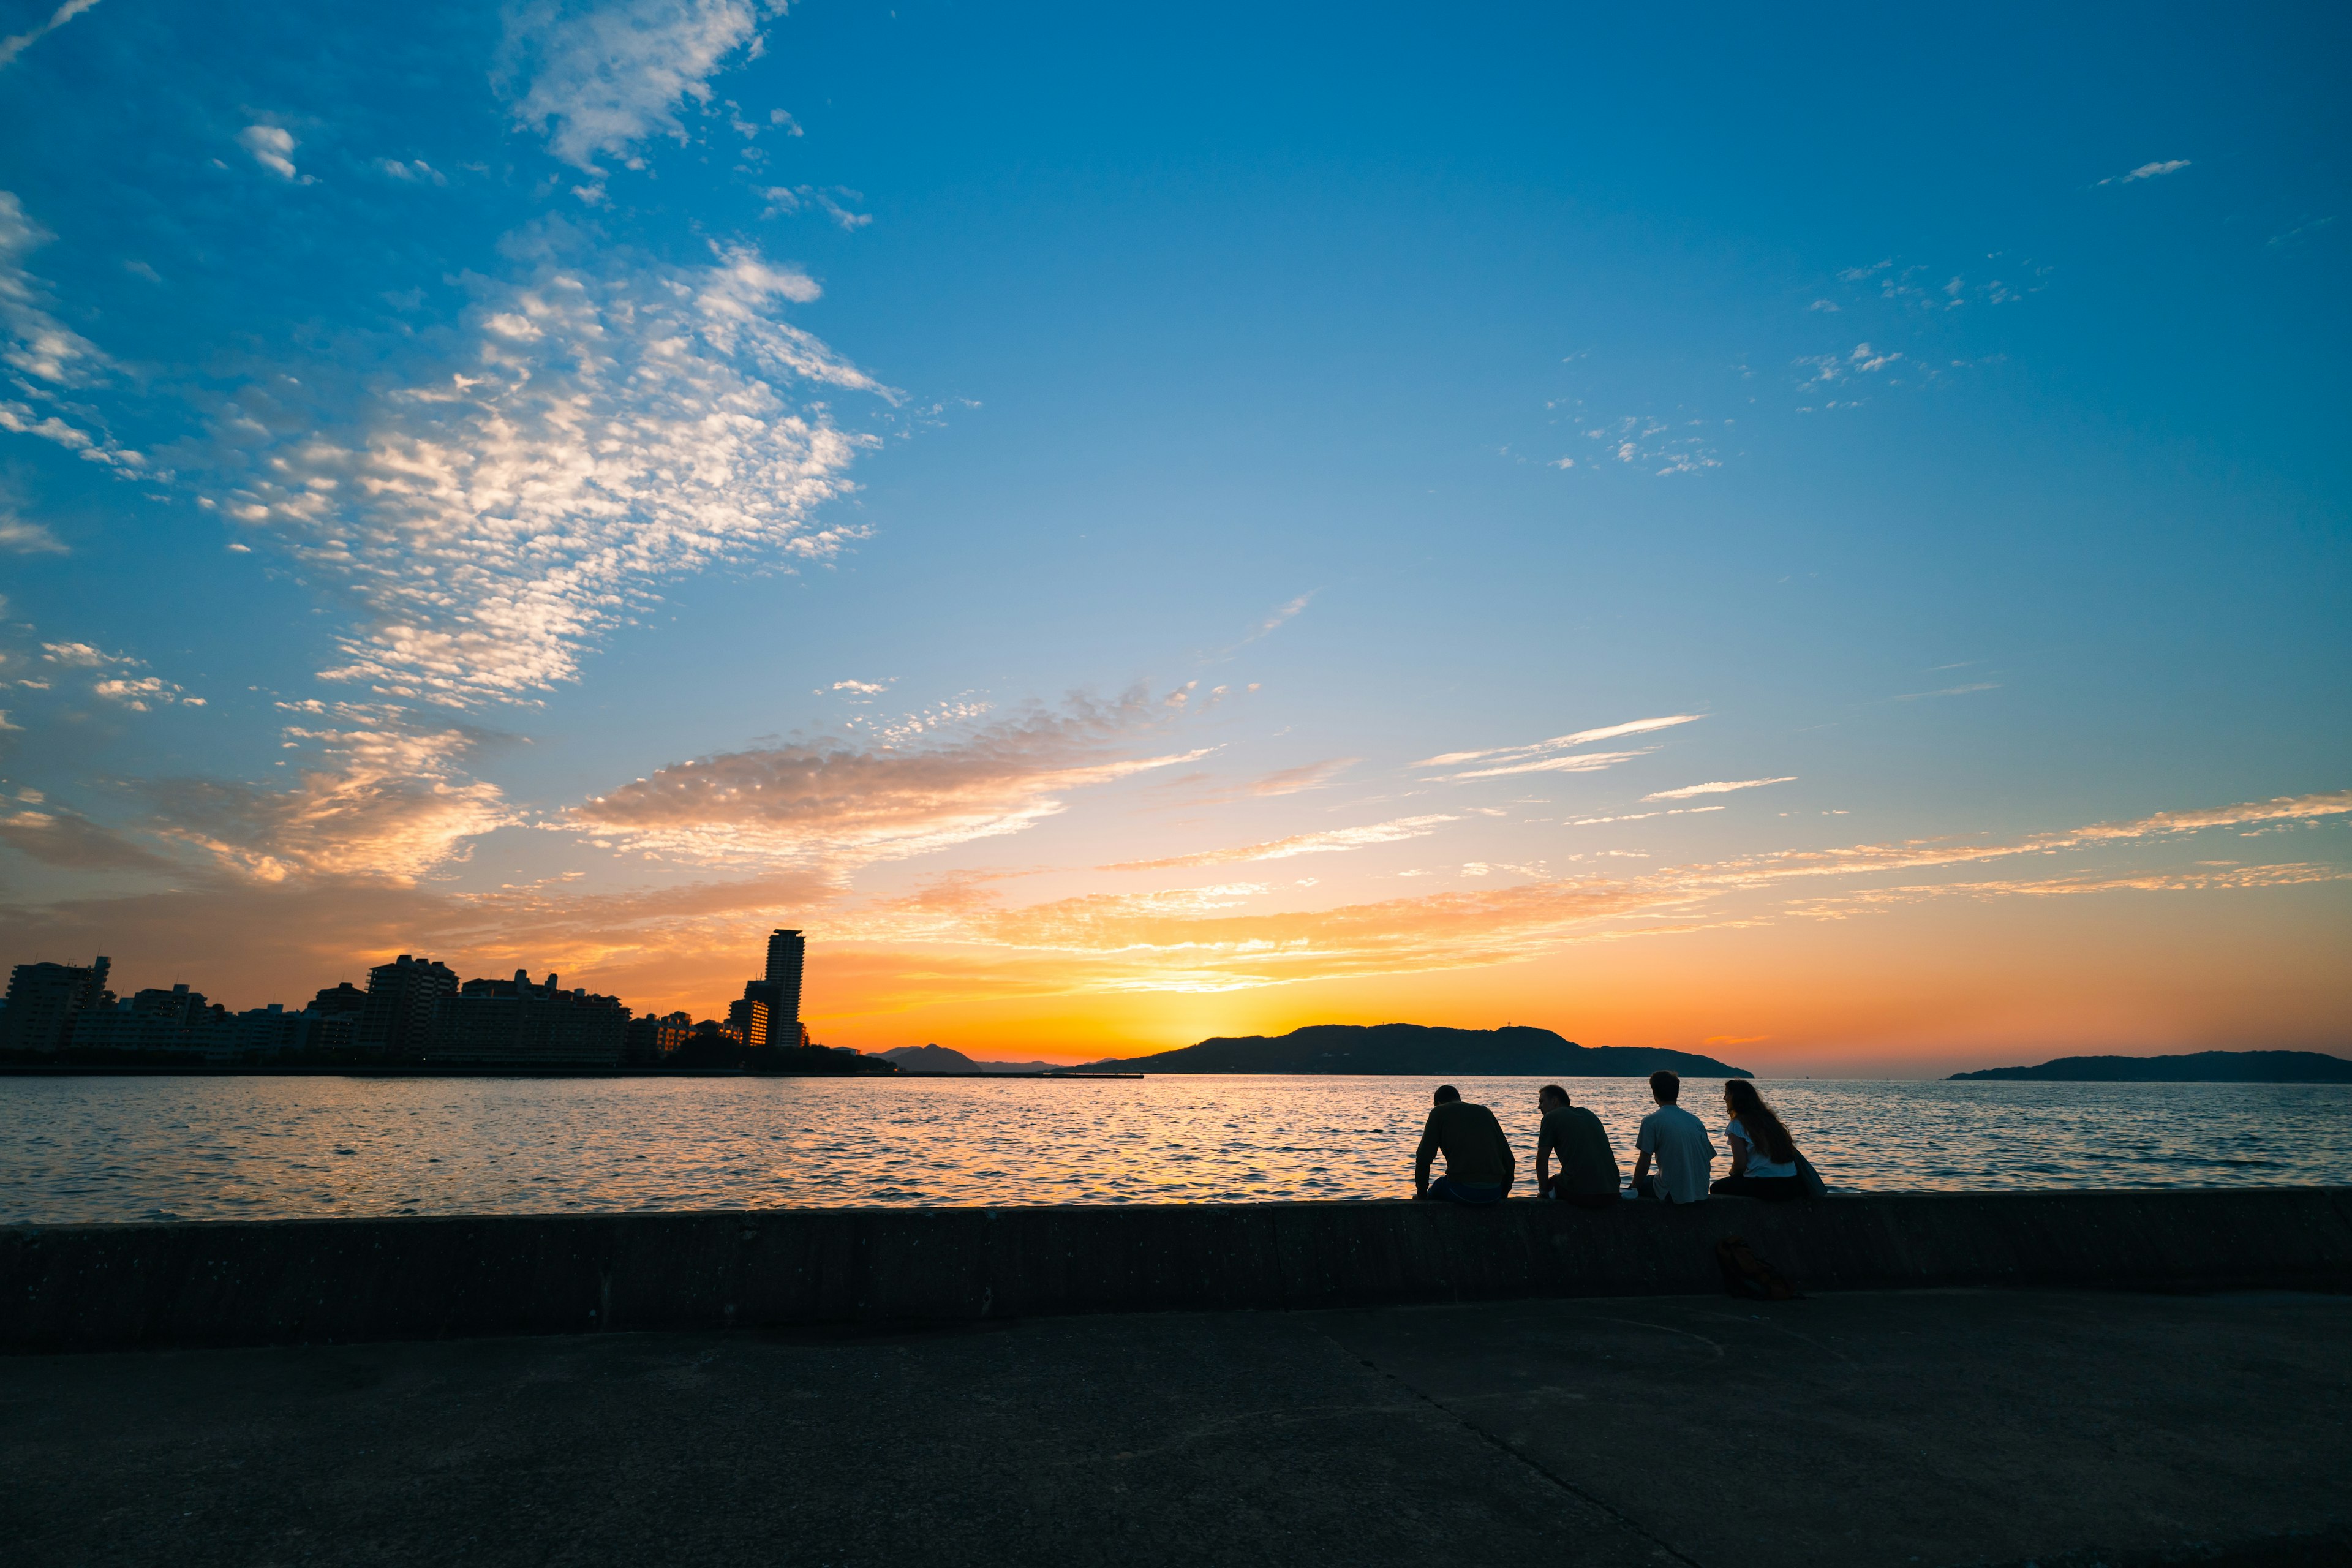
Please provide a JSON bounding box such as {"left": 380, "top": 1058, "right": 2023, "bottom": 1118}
{"left": 2, "top": 1074, "right": 2347, "bottom": 1225}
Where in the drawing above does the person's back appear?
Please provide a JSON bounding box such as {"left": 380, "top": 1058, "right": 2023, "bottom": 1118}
{"left": 1415, "top": 1086, "right": 1513, "bottom": 1204}
{"left": 1632, "top": 1072, "right": 1718, "bottom": 1204}
{"left": 1536, "top": 1089, "right": 1620, "bottom": 1207}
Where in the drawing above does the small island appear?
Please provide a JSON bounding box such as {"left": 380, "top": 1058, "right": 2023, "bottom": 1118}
{"left": 1083, "top": 1023, "right": 1751, "bottom": 1077}
{"left": 1948, "top": 1049, "right": 2352, "bottom": 1083}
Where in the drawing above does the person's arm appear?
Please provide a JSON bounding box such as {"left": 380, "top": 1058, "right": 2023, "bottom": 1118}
{"left": 1630, "top": 1149, "right": 1651, "bottom": 1185}
{"left": 1727, "top": 1124, "right": 1751, "bottom": 1178}
{"left": 1414, "top": 1112, "right": 1439, "bottom": 1197}
{"left": 1494, "top": 1114, "right": 1515, "bottom": 1195}
{"left": 1534, "top": 1125, "right": 1555, "bottom": 1198}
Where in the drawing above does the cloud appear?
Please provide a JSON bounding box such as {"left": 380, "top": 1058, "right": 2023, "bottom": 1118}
{"left": 40, "top": 639, "right": 123, "bottom": 667}
{"left": 1419, "top": 713, "right": 1703, "bottom": 772}
{"left": 818, "top": 786, "right": 2352, "bottom": 995}
{"left": 2100, "top": 159, "right": 2190, "bottom": 186}
{"left": 1235, "top": 757, "right": 1357, "bottom": 797}
{"left": 1700, "top": 789, "right": 2352, "bottom": 889}
{"left": 568, "top": 687, "right": 1210, "bottom": 869}
{"left": 1419, "top": 715, "right": 1703, "bottom": 782}
{"left": 1798, "top": 343, "right": 1903, "bottom": 385}
{"left": 759, "top": 184, "right": 872, "bottom": 230}
{"left": 1244, "top": 592, "right": 1313, "bottom": 643}
{"left": 1645, "top": 777, "right": 1796, "bottom": 801}
{"left": 238, "top": 124, "right": 300, "bottom": 179}
{"left": 0, "top": 191, "right": 111, "bottom": 387}
{"left": 0, "top": 799, "right": 176, "bottom": 871}
{"left": 206, "top": 239, "right": 893, "bottom": 704}
{"left": 0, "top": 0, "right": 103, "bottom": 70}
{"left": 1787, "top": 862, "right": 2348, "bottom": 921}
{"left": 831, "top": 679, "right": 891, "bottom": 696}
{"left": 1578, "top": 414, "right": 1722, "bottom": 477}
{"left": 147, "top": 707, "right": 511, "bottom": 884}
{"left": 1102, "top": 813, "right": 1460, "bottom": 871}
{"left": 1894, "top": 682, "right": 2000, "bottom": 701}
{"left": 92, "top": 675, "right": 202, "bottom": 711}
{"left": 500, "top": 0, "right": 783, "bottom": 172}
{"left": 0, "top": 513, "right": 66, "bottom": 553}
{"left": 376, "top": 157, "right": 449, "bottom": 186}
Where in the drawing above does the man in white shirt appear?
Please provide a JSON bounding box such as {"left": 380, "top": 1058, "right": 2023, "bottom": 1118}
{"left": 1630, "top": 1070, "right": 1717, "bottom": 1203}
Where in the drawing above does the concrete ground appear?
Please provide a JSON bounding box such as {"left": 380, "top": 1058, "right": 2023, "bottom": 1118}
{"left": 2, "top": 1289, "right": 2346, "bottom": 1568}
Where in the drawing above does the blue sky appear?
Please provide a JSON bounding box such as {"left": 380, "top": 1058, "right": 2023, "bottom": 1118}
{"left": 1, "top": 1, "right": 2345, "bottom": 1071}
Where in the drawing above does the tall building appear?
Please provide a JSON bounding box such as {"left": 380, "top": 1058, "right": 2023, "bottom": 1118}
{"left": 737, "top": 929, "right": 807, "bottom": 1048}
{"left": 0, "top": 956, "right": 110, "bottom": 1052}
{"left": 439, "top": 970, "right": 630, "bottom": 1065}
{"left": 355, "top": 955, "right": 458, "bottom": 1055}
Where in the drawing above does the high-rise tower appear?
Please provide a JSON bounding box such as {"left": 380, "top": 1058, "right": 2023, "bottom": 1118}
{"left": 739, "top": 929, "right": 807, "bottom": 1047}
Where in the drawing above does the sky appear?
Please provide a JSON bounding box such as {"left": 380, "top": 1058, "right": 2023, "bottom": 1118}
{"left": 0, "top": 0, "right": 2345, "bottom": 1077}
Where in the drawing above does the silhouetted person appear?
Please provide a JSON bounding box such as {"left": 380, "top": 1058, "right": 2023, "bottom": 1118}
{"left": 1711, "top": 1079, "right": 1807, "bottom": 1200}
{"left": 1630, "top": 1070, "right": 1717, "bottom": 1203}
{"left": 1415, "top": 1084, "right": 1513, "bottom": 1204}
{"left": 1534, "top": 1084, "right": 1619, "bottom": 1210}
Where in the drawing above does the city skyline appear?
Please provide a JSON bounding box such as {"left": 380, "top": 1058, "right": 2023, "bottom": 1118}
{"left": 0, "top": 2, "right": 2345, "bottom": 1076}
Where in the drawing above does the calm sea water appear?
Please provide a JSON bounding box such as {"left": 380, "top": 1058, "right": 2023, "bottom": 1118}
{"left": 1, "top": 1074, "right": 2345, "bottom": 1224}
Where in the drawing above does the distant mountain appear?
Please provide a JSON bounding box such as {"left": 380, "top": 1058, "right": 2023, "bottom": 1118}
{"left": 878, "top": 1044, "right": 1081, "bottom": 1074}
{"left": 1948, "top": 1050, "right": 2352, "bottom": 1083}
{"left": 1082, "top": 1023, "right": 1751, "bottom": 1078}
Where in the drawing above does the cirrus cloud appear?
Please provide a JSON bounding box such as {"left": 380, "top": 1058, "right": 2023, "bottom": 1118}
{"left": 570, "top": 687, "right": 1212, "bottom": 869}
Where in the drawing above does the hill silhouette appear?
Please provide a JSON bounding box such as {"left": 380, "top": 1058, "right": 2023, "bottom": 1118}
{"left": 879, "top": 1044, "right": 1074, "bottom": 1074}
{"left": 1948, "top": 1050, "right": 2352, "bottom": 1083}
{"left": 1086, "top": 1023, "right": 1751, "bottom": 1077}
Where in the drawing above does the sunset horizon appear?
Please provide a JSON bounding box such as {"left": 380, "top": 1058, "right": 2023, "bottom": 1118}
{"left": 2, "top": 2, "right": 2345, "bottom": 1082}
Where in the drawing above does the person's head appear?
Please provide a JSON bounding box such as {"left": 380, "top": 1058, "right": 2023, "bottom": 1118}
{"left": 1433, "top": 1084, "right": 1460, "bottom": 1106}
{"left": 1648, "top": 1070, "right": 1680, "bottom": 1104}
{"left": 1538, "top": 1084, "right": 1567, "bottom": 1110}
{"left": 1724, "top": 1078, "right": 1798, "bottom": 1163}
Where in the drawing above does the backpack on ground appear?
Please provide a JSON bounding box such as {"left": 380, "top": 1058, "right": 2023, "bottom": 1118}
{"left": 1716, "top": 1235, "right": 1799, "bottom": 1300}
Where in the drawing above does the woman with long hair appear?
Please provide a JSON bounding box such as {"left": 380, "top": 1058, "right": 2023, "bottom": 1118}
{"left": 1710, "top": 1079, "right": 1808, "bottom": 1200}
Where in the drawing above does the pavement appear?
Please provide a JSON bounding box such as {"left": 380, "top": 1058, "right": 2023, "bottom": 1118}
{"left": 2, "top": 1287, "right": 2346, "bottom": 1567}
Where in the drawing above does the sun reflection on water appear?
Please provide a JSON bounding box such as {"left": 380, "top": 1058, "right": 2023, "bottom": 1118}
{"left": 1, "top": 1074, "right": 2345, "bottom": 1224}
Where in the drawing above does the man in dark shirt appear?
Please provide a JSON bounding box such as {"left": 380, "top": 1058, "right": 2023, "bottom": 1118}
{"left": 1414, "top": 1084, "right": 1514, "bottom": 1204}
{"left": 1534, "top": 1083, "right": 1621, "bottom": 1210}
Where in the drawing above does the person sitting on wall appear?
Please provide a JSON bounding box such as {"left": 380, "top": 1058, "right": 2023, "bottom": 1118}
{"left": 1629, "top": 1070, "right": 1717, "bottom": 1203}
{"left": 1414, "top": 1084, "right": 1514, "bottom": 1204}
{"left": 1534, "top": 1083, "right": 1620, "bottom": 1210}
{"left": 1710, "top": 1079, "right": 1809, "bottom": 1200}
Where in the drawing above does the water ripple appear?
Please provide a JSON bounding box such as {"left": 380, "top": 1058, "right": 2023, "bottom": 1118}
{"left": 0, "top": 1074, "right": 2346, "bottom": 1224}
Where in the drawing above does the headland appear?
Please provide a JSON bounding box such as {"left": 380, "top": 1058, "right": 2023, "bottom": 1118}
{"left": 1081, "top": 1022, "right": 1751, "bottom": 1076}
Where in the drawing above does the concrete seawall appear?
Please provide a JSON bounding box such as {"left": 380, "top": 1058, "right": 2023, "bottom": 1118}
{"left": 7, "top": 1187, "right": 2349, "bottom": 1351}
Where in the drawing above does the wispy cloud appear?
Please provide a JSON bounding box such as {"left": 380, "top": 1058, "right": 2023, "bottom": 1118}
{"left": 0, "top": 0, "right": 103, "bottom": 71}
{"left": 1102, "top": 813, "right": 1458, "bottom": 871}
{"left": 570, "top": 687, "right": 1209, "bottom": 869}
{"left": 207, "top": 239, "right": 894, "bottom": 704}
{"left": 1894, "top": 682, "right": 2000, "bottom": 701}
{"left": 1645, "top": 777, "right": 1795, "bottom": 801}
{"left": 2099, "top": 159, "right": 2190, "bottom": 186}
{"left": 0, "top": 799, "right": 174, "bottom": 872}
{"left": 1419, "top": 714, "right": 1703, "bottom": 773}
{"left": 819, "top": 788, "right": 2352, "bottom": 995}
{"left": 149, "top": 706, "right": 510, "bottom": 884}
{"left": 1415, "top": 716, "right": 1700, "bottom": 783}
{"left": 759, "top": 184, "right": 871, "bottom": 229}
{"left": 0, "top": 512, "right": 66, "bottom": 554}
{"left": 500, "top": 0, "right": 783, "bottom": 173}
{"left": 0, "top": 192, "right": 110, "bottom": 387}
